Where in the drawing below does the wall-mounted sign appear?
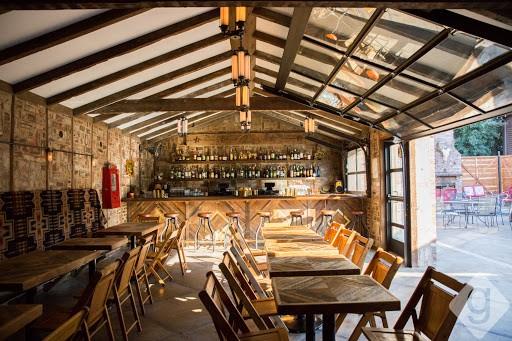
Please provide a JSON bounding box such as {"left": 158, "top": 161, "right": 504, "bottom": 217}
{"left": 125, "top": 159, "right": 135, "bottom": 176}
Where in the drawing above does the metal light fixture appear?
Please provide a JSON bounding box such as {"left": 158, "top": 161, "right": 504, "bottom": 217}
{"left": 177, "top": 117, "right": 188, "bottom": 137}
{"left": 219, "top": 7, "right": 246, "bottom": 37}
{"left": 304, "top": 117, "right": 316, "bottom": 134}
{"left": 240, "top": 110, "right": 251, "bottom": 132}
{"left": 231, "top": 49, "right": 251, "bottom": 85}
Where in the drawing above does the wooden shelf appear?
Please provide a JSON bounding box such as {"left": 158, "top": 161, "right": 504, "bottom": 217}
{"left": 156, "top": 159, "right": 318, "bottom": 165}
{"left": 166, "top": 177, "right": 324, "bottom": 182}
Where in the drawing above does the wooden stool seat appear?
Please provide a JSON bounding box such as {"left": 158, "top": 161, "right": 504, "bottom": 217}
{"left": 198, "top": 212, "right": 213, "bottom": 219}
{"left": 352, "top": 211, "right": 364, "bottom": 215}
{"left": 290, "top": 210, "right": 304, "bottom": 226}
{"left": 321, "top": 209, "right": 336, "bottom": 216}
{"left": 226, "top": 212, "right": 241, "bottom": 218}
{"left": 290, "top": 211, "right": 303, "bottom": 217}
{"left": 257, "top": 211, "right": 271, "bottom": 217}
{"left": 164, "top": 213, "right": 179, "bottom": 218}
{"left": 138, "top": 214, "right": 159, "bottom": 222}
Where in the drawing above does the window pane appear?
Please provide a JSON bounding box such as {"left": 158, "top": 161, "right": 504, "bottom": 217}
{"left": 348, "top": 99, "right": 395, "bottom": 122}
{"left": 285, "top": 72, "right": 323, "bottom": 99}
{"left": 403, "top": 31, "right": 510, "bottom": 87}
{"left": 390, "top": 172, "right": 403, "bottom": 196}
{"left": 317, "top": 86, "right": 357, "bottom": 109}
{"left": 347, "top": 174, "right": 357, "bottom": 191}
{"left": 356, "top": 148, "right": 366, "bottom": 171}
{"left": 380, "top": 113, "right": 429, "bottom": 137}
{"left": 391, "top": 225, "right": 405, "bottom": 242}
{"left": 353, "top": 9, "right": 443, "bottom": 69}
{"left": 451, "top": 62, "right": 512, "bottom": 112}
{"left": 369, "top": 75, "right": 436, "bottom": 108}
{"left": 294, "top": 40, "right": 341, "bottom": 82}
{"left": 332, "top": 58, "right": 388, "bottom": 95}
{"left": 347, "top": 150, "right": 357, "bottom": 172}
{"left": 391, "top": 201, "right": 404, "bottom": 225}
{"left": 407, "top": 93, "right": 480, "bottom": 128}
{"left": 305, "top": 8, "right": 375, "bottom": 52}
{"left": 357, "top": 173, "right": 367, "bottom": 192}
{"left": 389, "top": 144, "right": 402, "bottom": 169}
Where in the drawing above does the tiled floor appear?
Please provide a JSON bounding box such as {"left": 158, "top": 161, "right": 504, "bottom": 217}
{"left": 27, "top": 222, "right": 512, "bottom": 340}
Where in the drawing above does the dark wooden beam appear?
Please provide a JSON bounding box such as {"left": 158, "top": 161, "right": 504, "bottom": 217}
{"left": 13, "top": 9, "right": 218, "bottom": 93}
{"left": 405, "top": 9, "right": 512, "bottom": 48}
{"left": 99, "top": 97, "right": 317, "bottom": 113}
{"left": 306, "top": 136, "right": 344, "bottom": 151}
{"left": 73, "top": 51, "right": 231, "bottom": 115}
{"left": 2, "top": 1, "right": 510, "bottom": 10}
{"left": 0, "top": 9, "right": 147, "bottom": 66}
{"left": 47, "top": 34, "right": 226, "bottom": 104}
{"left": 275, "top": 7, "right": 311, "bottom": 90}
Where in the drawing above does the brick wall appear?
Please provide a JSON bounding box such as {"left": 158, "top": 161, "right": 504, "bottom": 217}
{"left": 0, "top": 87, "right": 140, "bottom": 227}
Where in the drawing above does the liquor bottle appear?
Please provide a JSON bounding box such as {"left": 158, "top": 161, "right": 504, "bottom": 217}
{"left": 316, "top": 165, "right": 321, "bottom": 177}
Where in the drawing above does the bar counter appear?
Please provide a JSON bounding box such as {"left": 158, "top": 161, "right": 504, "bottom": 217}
{"left": 126, "top": 194, "right": 365, "bottom": 240}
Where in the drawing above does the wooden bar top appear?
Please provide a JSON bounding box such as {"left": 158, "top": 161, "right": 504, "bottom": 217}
{"left": 126, "top": 194, "right": 364, "bottom": 202}
{"left": 0, "top": 250, "right": 101, "bottom": 291}
{"left": 267, "top": 254, "right": 360, "bottom": 277}
{"left": 0, "top": 304, "right": 43, "bottom": 339}
{"left": 52, "top": 237, "right": 128, "bottom": 251}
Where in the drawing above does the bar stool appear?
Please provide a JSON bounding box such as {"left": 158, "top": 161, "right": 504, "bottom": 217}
{"left": 351, "top": 210, "right": 367, "bottom": 236}
{"left": 137, "top": 214, "right": 159, "bottom": 223}
{"left": 290, "top": 210, "right": 304, "bottom": 225}
{"left": 316, "top": 209, "right": 336, "bottom": 234}
{"left": 225, "top": 212, "right": 243, "bottom": 248}
{"left": 163, "top": 213, "right": 179, "bottom": 241}
{"left": 195, "top": 212, "right": 215, "bottom": 252}
{"left": 255, "top": 211, "right": 271, "bottom": 249}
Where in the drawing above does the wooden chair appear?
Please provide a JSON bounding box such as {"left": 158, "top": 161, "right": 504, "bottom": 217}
{"left": 346, "top": 234, "right": 374, "bottom": 270}
{"left": 42, "top": 308, "right": 88, "bottom": 341}
{"left": 229, "top": 221, "right": 266, "bottom": 257}
{"left": 324, "top": 221, "right": 342, "bottom": 246}
{"left": 219, "top": 252, "right": 286, "bottom": 331}
{"left": 198, "top": 271, "right": 289, "bottom": 341}
{"left": 114, "top": 247, "right": 143, "bottom": 341}
{"left": 331, "top": 227, "right": 357, "bottom": 256}
{"left": 133, "top": 236, "right": 154, "bottom": 316}
{"left": 362, "top": 266, "right": 473, "bottom": 341}
{"left": 170, "top": 220, "right": 188, "bottom": 275}
{"left": 231, "top": 235, "right": 268, "bottom": 277}
{"left": 145, "top": 229, "right": 178, "bottom": 285}
{"left": 32, "top": 261, "right": 120, "bottom": 341}
{"left": 336, "top": 248, "right": 404, "bottom": 339}
{"left": 229, "top": 245, "right": 272, "bottom": 298}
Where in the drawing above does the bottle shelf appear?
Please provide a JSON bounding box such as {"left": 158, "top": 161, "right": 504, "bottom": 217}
{"left": 166, "top": 177, "right": 325, "bottom": 182}
{"left": 157, "top": 159, "right": 317, "bottom": 165}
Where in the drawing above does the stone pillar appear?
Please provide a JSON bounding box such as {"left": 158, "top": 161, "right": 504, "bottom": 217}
{"left": 410, "top": 136, "right": 437, "bottom": 266}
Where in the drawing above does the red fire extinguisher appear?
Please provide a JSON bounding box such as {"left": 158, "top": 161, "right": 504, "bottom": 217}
{"left": 102, "top": 164, "right": 120, "bottom": 209}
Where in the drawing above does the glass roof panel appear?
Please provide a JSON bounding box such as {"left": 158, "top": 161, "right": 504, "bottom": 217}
{"left": 317, "top": 86, "right": 357, "bottom": 109}
{"left": 305, "top": 8, "right": 375, "bottom": 52}
{"left": 285, "top": 84, "right": 316, "bottom": 99}
{"left": 451, "top": 61, "right": 512, "bottom": 112}
{"left": 369, "top": 75, "right": 436, "bottom": 108}
{"left": 407, "top": 93, "right": 480, "bottom": 127}
{"left": 380, "top": 113, "right": 429, "bottom": 137}
{"left": 403, "top": 31, "right": 511, "bottom": 87}
{"left": 353, "top": 9, "right": 443, "bottom": 70}
{"left": 293, "top": 39, "right": 342, "bottom": 82}
{"left": 348, "top": 99, "right": 395, "bottom": 122}
{"left": 332, "top": 57, "right": 388, "bottom": 96}
{"left": 285, "top": 71, "right": 323, "bottom": 99}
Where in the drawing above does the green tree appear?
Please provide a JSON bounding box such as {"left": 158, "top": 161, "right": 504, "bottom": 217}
{"left": 454, "top": 117, "right": 504, "bottom": 156}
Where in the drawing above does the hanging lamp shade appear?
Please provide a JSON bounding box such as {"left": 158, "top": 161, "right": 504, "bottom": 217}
{"left": 235, "top": 7, "right": 246, "bottom": 24}
{"left": 231, "top": 53, "right": 239, "bottom": 81}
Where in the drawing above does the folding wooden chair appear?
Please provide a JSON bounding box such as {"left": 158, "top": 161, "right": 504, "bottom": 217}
{"left": 363, "top": 266, "right": 473, "bottom": 341}
{"left": 229, "top": 245, "right": 272, "bottom": 298}
{"left": 198, "top": 271, "right": 289, "bottom": 341}
{"left": 42, "top": 308, "right": 88, "bottom": 341}
{"left": 229, "top": 221, "right": 266, "bottom": 257}
{"left": 331, "top": 227, "right": 358, "bottom": 256}
{"left": 170, "top": 220, "right": 188, "bottom": 275}
{"left": 231, "top": 234, "right": 268, "bottom": 277}
{"left": 114, "top": 247, "right": 143, "bottom": 341}
{"left": 133, "top": 236, "right": 154, "bottom": 316}
{"left": 346, "top": 234, "right": 374, "bottom": 270}
{"left": 324, "top": 221, "right": 342, "bottom": 246}
{"left": 336, "top": 248, "right": 403, "bottom": 339}
{"left": 145, "top": 229, "right": 178, "bottom": 285}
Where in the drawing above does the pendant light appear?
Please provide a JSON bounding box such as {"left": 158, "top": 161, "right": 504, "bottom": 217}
{"left": 304, "top": 117, "right": 315, "bottom": 134}
{"left": 219, "top": 7, "right": 246, "bottom": 37}
{"left": 240, "top": 110, "right": 251, "bottom": 132}
{"left": 177, "top": 117, "right": 188, "bottom": 137}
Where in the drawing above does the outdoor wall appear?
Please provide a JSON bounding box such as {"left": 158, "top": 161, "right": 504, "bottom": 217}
{"left": 461, "top": 155, "right": 512, "bottom": 193}
{"left": 0, "top": 83, "right": 141, "bottom": 227}
{"left": 410, "top": 136, "right": 437, "bottom": 266}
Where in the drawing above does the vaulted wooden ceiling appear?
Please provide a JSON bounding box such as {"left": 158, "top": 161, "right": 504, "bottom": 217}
{"left": 0, "top": 2, "right": 510, "bottom": 144}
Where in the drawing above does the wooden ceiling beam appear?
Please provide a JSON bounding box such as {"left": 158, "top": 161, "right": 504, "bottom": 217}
{"left": 275, "top": 7, "right": 311, "bottom": 90}
{"left": 3, "top": 2, "right": 509, "bottom": 9}
{"left": 0, "top": 9, "right": 147, "bottom": 66}
{"left": 47, "top": 34, "right": 227, "bottom": 104}
{"left": 73, "top": 51, "right": 231, "bottom": 115}
{"left": 13, "top": 8, "right": 219, "bottom": 93}
{"left": 99, "top": 96, "right": 317, "bottom": 113}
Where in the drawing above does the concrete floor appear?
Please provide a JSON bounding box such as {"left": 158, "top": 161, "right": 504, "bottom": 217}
{"left": 27, "top": 222, "right": 512, "bottom": 340}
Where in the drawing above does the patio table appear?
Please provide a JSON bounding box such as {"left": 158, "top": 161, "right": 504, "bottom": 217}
{"left": 442, "top": 200, "right": 480, "bottom": 228}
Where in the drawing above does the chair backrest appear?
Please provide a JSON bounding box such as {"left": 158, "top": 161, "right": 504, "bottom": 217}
{"left": 135, "top": 235, "right": 154, "bottom": 274}
{"left": 74, "top": 260, "right": 119, "bottom": 327}
{"left": 332, "top": 227, "right": 357, "bottom": 256}
{"left": 199, "top": 271, "right": 251, "bottom": 340}
{"left": 228, "top": 222, "right": 253, "bottom": 256}
{"left": 473, "top": 185, "right": 485, "bottom": 197}
{"left": 138, "top": 214, "right": 160, "bottom": 223}
{"left": 394, "top": 266, "right": 473, "bottom": 341}
{"left": 117, "top": 246, "right": 141, "bottom": 293}
{"left": 221, "top": 252, "right": 259, "bottom": 301}
{"left": 442, "top": 188, "right": 457, "bottom": 202}
{"left": 229, "top": 226, "right": 263, "bottom": 278}
{"left": 42, "top": 308, "right": 88, "bottom": 341}
{"left": 463, "top": 186, "right": 475, "bottom": 198}
{"left": 347, "top": 234, "right": 373, "bottom": 269}
{"left": 176, "top": 220, "right": 188, "bottom": 245}
{"left": 229, "top": 246, "right": 268, "bottom": 298}
{"left": 363, "top": 248, "right": 403, "bottom": 289}
{"left": 324, "top": 221, "right": 342, "bottom": 245}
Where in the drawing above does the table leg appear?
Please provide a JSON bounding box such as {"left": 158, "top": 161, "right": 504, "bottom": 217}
{"left": 322, "top": 313, "right": 335, "bottom": 341}
{"left": 130, "top": 235, "right": 136, "bottom": 249}
{"left": 89, "top": 259, "right": 97, "bottom": 279}
{"left": 306, "top": 314, "right": 315, "bottom": 341}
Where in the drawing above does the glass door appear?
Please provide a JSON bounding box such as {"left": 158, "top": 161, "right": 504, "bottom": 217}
{"left": 385, "top": 142, "right": 405, "bottom": 256}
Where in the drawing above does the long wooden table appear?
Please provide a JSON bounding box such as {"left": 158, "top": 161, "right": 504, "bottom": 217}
{"left": 95, "top": 222, "right": 161, "bottom": 248}
{"left": 267, "top": 254, "right": 360, "bottom": 277}
{"left": 52, "top": 237, "right": 128, "bottom": 251}
{"left": 272, "top": 275, "right": 401, "bottom": 341}
{"left": 265, "top": 240, "right": 339, "bottom": 257}
{"left": 0, "top": 250, "right": 101, "bottom": 300}
{"left": 262, "top": 227, "right": 324, "bottom": 243}
{"left": 0, "top": 304, "right": 42, "bottom": 339}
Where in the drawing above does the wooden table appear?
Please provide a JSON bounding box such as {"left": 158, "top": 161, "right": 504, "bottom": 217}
{"left": 263, "top": 229, "right": 323, "bottom": 243}
{"left": 0, "top": 304, "right": 42, "bottom": 339}
{"left": 0, "top": 250, "right": 101, "bottom": 300}
{"left": 52, "top": 237, "right": 128, "bottom": 251}
{"left": 95, "top": 222, "right": 161, "bottom": 248}
{"left": 265, "top": 240, "right": 339, "bottom": 257}
{"left": 272, "top": 275, "right": 401, "bottom": 341}
{"left": 267, "top": 254, "right": 360, "bottom": 277}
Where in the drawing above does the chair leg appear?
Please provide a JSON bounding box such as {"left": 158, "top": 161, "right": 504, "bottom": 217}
{"left": 128, "top": 284, "right": 143, "bottom": 333}
{"left": 134, "top": 273, "right": 146, "bottom": 315}
{"left": 104, "top": 309, "right": 115, "bottom": 341}
{"left": 315, "top": 215, "right": 324, "bottom": 233}
{"left": 177, "top": 244, "right": 187, "bottom": 275}
{"left": 348, "top": 313, "right": 373, "bottom": 341}
{"left": 144, "top": 267, "right": 154, "bottom": 304}
{"left": 335, "top": 313, "right": 347, "bottom": 331}
{"left": 114, "top": 287, "right": 129, "bottom": 341}
{"left": 300, "top": 216, "right": 303, "bottom": 225}
{"left": 255, "top": 218, "right": 264, "bottom": 249}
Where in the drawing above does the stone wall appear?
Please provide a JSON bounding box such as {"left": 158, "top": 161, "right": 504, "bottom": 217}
{"left": 434, "top": 130, "right": 462, "bottom": 191}
{"left": 0, "top": 86, "right": 140, "bottom": 227}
